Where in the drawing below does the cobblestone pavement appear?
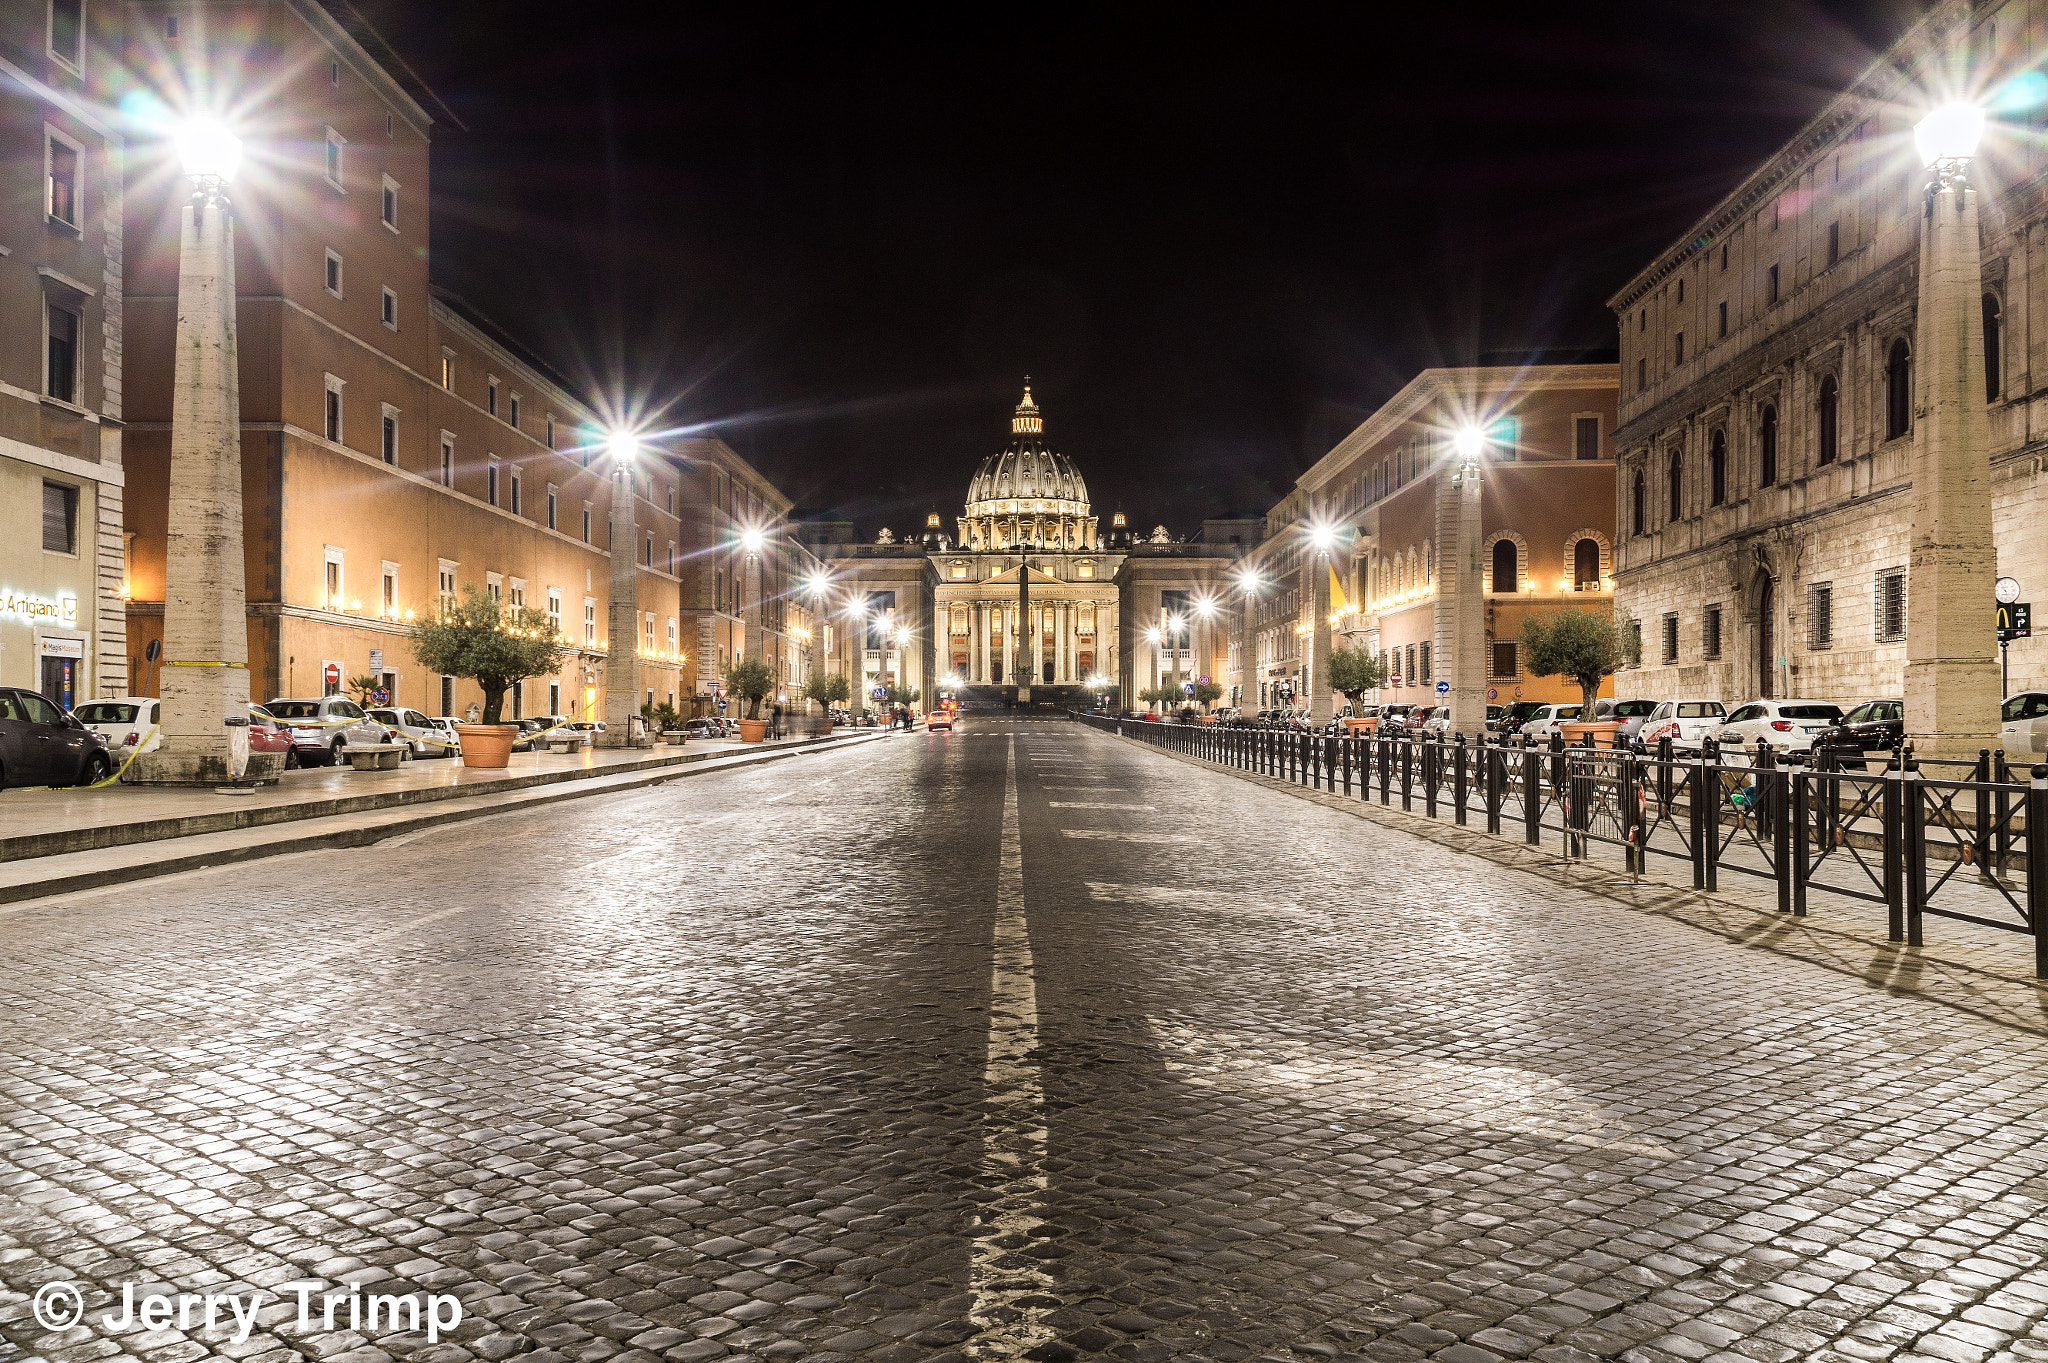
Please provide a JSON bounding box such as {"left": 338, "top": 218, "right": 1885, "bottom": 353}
{"left": 4, "top": 719, "right": 2048, "bottom": 1363}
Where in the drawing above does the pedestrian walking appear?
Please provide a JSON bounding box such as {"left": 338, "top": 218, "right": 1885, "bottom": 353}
{"left": 770, "top": 702, "right": 783, "bottom": 740}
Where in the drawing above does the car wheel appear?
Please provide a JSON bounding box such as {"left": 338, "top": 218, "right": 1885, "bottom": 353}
{"left": 76, "top": 753, "right": 110, "bottom": 787}
{"left": 330, "top": 741, "right": 346, "bottom": 767}
{"left": 399, "top": 741, "right": 413, "bottom": 761}
{"left": 285, "top": 746, "right": 300, "bottom": 770}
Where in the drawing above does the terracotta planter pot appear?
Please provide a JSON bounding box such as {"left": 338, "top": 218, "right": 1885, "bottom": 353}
{"left": 1559, "top": 719, "right": 1623, "bottom": 750}
{"left": 1343, "top": 717, "right": 1380, "bottom": 736}
{"left": 454, "top": 723, "right": 519, "bottom": 769}
{"left": 736, "top": 718, "right": 770, "bottom": 743}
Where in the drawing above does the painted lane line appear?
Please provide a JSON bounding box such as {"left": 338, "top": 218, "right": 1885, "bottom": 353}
{"left": 764, "top": 791, "right": 793, "bottom": 803}
{"left": 966, "top": 737, "right": 1056, "bottom": 1360}
{"left": 1040, "top": 785, "right": 1123, "bottom": 791}
{"left": 1047, "top": 802, "right": 1155, "bottom": 810}
{"left": 1059, "top": 829, "right": 1198, "bottom": 844}
{"left": 267, "top": 904, "right": 477, "bottom": 983}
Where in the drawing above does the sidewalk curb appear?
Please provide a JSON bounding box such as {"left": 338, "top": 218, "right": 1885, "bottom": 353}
{"left": 1096, "top": 726, "right": 2048, "bottom": 1032}
{"left": 1, "top": 730, "right": 895, "bottom": 907}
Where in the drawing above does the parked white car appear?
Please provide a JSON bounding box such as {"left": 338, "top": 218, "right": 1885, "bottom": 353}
{"left": 2002, "top": 691, "right": 2048, "bottom": 757}
{"left": 426, "top": 717, "right": 465, "bottom": 754}
{"left": 1517, "top": 703, "right": 1582, "bottom": 745}
{"left": 369, "top": 707, "right": 452, "bottom": 758}
{"left": 1714, "top": 698, "right": 1846, "bottom": 758}
{"left": 76, "top": 695, "right": 160, "bottom": 754}
{"left": 1638, "top": 698, "right": 1728, "bottom": 750}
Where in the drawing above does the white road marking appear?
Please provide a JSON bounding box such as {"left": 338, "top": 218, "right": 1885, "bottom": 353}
{"left": 764, "top": 791, "right": 792, "bottom": 803}
{"left": 967, "top": 738, "right": 1056, "bottom": 1359}
{"left": 1144, "top": 1016, "right": 1681, "bottom": 1160}
{"left": 268, "top": 905, "right": 477, "bottom": 983}
{"left": 1047, "top": 802, "right": 1155, "bottom": 810}
{"left": 1059, "top": 829, "right": 1197, "bottom": 843}
{"left": 1040, "top": 785, "right": 1122, "bottom": 791}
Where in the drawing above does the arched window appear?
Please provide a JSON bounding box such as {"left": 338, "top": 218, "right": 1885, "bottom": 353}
{"left": 1709, "top": 430, "right": 1726, "bottom": 507}
{"left": 1885, "top": 339, "right": 1911, "bottom": 440}
{"left": 1632, "top": 471, "right": 1646, "bottom": 536}
{"left": 1491, "top": 538, "right": 1517, "bottom": 592}
{"left": 1573, "top": 538, "right": 1601, "bottom": 587}
{"left": 1667, "top": 450, "right": 1683, "bottom": 522}
{"left": 1818, "top": 374, "right": 1839, "bottom": 465}
{"left": 1984, "top": 292, "right": 2003, "bottom": 401}
{"left": 1759, "top": 405, "right": 1778, "bottom": 487}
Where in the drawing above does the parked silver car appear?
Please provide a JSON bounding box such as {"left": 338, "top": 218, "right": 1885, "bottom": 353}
{"left": 1591, "top": 698, "right": 1659, "bottom": 745}
{"left": 369, "top": 707, "right": 450, "bottom": 758}
{"left": 2001, "top": 691, "right": 2048, "bottom": 757}
{"left": 263, "top": 696, "right": 391, "bottom": 766}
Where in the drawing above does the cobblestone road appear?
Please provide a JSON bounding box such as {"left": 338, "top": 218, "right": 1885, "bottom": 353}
{"left": 4, "top": 719, "right": 2048, "bottom": 1363}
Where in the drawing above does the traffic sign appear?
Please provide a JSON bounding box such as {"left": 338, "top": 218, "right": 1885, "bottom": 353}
{"left": 1390, "top": 673, "right": 1403, "bottom": 686}
{"left": 1998, "top": 600, "right": 2032, "bottom": 641}
{"left": 1182, "top": 681, "right": 1194, "bottom": 694}
{"left": 716, "top": 696, "right": 727, "bottom": 712}
{"left": 872, "top": 686, "right": 886, "bottom": 699}
{"left": 323, "top": 661, "right": 341, "bottom": 689}
{"left": 1436, "top": 680, "right": 1450, "bottom": 693}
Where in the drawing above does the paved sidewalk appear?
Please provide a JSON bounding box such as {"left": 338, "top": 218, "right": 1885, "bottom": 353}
{"left": 0, "top": 727, "right": 902, "bottom": 903}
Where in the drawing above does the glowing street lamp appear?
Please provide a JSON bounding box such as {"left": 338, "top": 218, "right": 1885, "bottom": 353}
{"left": 1914, "top": 103, "right": 1986, "bottom": 167}
{"left": 131, "top": 116, "right": 255, "bottom": 784}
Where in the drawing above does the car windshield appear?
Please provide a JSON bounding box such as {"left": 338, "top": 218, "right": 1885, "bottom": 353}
{"left": 1779, "top": 704, "right": 1843, "bottom": 721}
{"left": 1609, "top": 700, "right": 1657, "bottom": 718}
{"left": 1555, "top": 706, "right": 1581, "bottom": 719}
{"left": 1676, "top": 702, "right": 1724, "bottom": 718}
{"left": 1507, "top": 702, "right": 1545, "bottom": 719}
{"left": 76, "top": 702, "right": 138, "bottom": 724}
{"left": 267, "top": 701, "right": 323, "bottom": 719}
{"left": 250, "top": 706, "right": 276, "bottom": 723}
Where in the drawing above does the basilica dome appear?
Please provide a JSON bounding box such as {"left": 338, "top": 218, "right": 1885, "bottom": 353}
{"left": 963, "top": 381, "right": 1090, "bottom": 519}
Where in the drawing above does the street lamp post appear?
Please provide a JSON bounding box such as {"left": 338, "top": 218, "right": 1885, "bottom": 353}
{"left": 1308, "top": 525, "right": 1337, "bottom": 725}
{"left": 131, "top": 118, "right": 251, "bottom": 786}
{"left": 1166, "top": 612, "right": 1185, "bottom": 711}
{"left": 1445, "top": 426, "right": 1489, "bottom": 739}
{"left": 1905, "top": 103, "right": 2001, "bottom": 759}
{"left": 598, "top": 432, "right": 640, "bottom": 748}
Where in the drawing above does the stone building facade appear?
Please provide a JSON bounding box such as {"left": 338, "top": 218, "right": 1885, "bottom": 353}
{"left": 1610, "top": 0, "right": 2046, "bottom": 715}
{"left": 0, "top": 3, "right": 127, "bottom": 709}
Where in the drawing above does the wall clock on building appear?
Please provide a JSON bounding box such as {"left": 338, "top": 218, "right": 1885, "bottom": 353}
{"left": 1996, "top": 575, "right": 2022, "bottom": 604}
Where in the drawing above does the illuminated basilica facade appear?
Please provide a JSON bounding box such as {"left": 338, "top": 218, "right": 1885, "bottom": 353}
{"left": 927, "top": 383, "right": 1129, "bottom": 692}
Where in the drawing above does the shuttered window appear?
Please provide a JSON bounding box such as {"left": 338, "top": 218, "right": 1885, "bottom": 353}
{"left": 1807, "top": 583, "right": 1833, "bottom": 649}
{"left": 42, "top": 481, "right": 76, "bottom": 553}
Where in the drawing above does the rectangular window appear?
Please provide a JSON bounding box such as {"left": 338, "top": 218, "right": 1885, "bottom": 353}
{"left": 509, "top": 579, "right": 525, "bottom": 610}
{"left": 41, "top": 480, "right": 76, "bottom": 553}
{"left": 1404, "top": 644, "right": 1416, "bottom": 684}
{"left": 546, "top": 484, "right": 558, "bottom": 530}
{"left": 440, "top": 435, "right": 454, "bottom": 487}
{"left": 381, "top": 563, "right": 397, "bottom": 619}
{"left": 509, "top": 467, "right": 522, "bottom": 516}
{"left": 487, "top": 460, "right": 499, "bottom": 506}
{"left": 547, "top": 589, "right": 562, "bottom": 633}
{"left": 1827, "top": 221, "right": 1840, "bottom": 269}
{"left": 323, "top": 375, "right": 344, "bottom": 443}
{"left": 1638, "top": 357, "right": 1647, "bottom": 392}
{"left": 1717, "top": 300, "right": 1728, "bottom": 339}
{"left": 381, "top": 287, "right": 397, "bottom": 329}
{"left": 1720, "top": 242, "right": 1728, "bottom": 271}
{"left": 380, "top": 407, "right": 398, "bottom": 464}
{"left": 485, "top": 573, "right": 501, "bottom": 602}
{"left": 438, "top": 563, "right": 457, "bottom": 617}
{"left": 47, "top": 133, "right": 79, "bottom": 227}
{"left": 324, "top": 548, "right": 344, "bottom": 610}
{"left": 644, "top": 613, "right": 656, "bottom": 652}
{"left": 509, "top": 394, "right": 521, "bottom": 429}
{"left": 1661, "top": 613, "right": 1679, "bottom": 665}
{"left": 1875, "top": 570, "right": 1905, "bottom": 643}
{"left": 582, "top": 503, "right": 592, "bottom": 544}
{"left": 1627, "top": 618, "right": 1642, "bottom": 665}
{"left": 45, "top": 302, "right": 78, "bottom": 404}
{"left": 1674, "top": 333, "right": 1685, "bottom": 365}
{"left": 49, "top": 0, "right": 83, "bottom": 67}
{"left": 1808, "top": 582, "right": 1834, "bottom": 650}
{"left": 1767, "top": 264, "right": 1780, "bottom": 304}
{"left": 584, "top": 598, "right": 597, "bottom": 646}
{"left": 441, "top": 675, "right": 453, "bottom": 715}
{"left": 1703, "top": 605, "right": 1722, "bottom": 660}
{"left": 545, "top": 414, "right": 556, "bottom": 449}
{"left": 1419, "top": 641, "right": 1432, "bottom": 683}
{"left": 325, "top": 250, "right": 343, "bottom": 297}
{"left": 381, "top": 175, "right": 399, "bottom": 231}
{"left": 323, "top": 126, "right": 346, "bottom": 190}
{"left": 1574, "top": 417, "right": 1600, "bottom": 461}
{"left": 439, "top": 352, "right": 453, "bottom": 389}
{"left": 487, "top": 378, "right": 499, "bottom": 417}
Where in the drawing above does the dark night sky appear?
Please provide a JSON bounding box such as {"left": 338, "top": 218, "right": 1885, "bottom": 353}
{"left": 358, "top": 0, "right": 1918, "bottom": 533}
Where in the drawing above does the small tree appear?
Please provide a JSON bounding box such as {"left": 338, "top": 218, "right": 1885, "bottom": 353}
{"left": 805, "top": 671, "right": 851, "bottom": 711}
{"left": 724, "top": 658, "right": 776, "bottom": 720}
{"left": 884, "top": 685, "right": 915, "bottom": 709}
{"left": 1190, "top": 681, "right": 1223, "bottom": 709}
{"left": 1520, "top": 608, "right": 1641, "bottom": 711}
{"left": 408, "top": 585, "right": 570, "bottom": 725}
{"left": 1327, "top": 646, "right": 1388, "bottom": 711}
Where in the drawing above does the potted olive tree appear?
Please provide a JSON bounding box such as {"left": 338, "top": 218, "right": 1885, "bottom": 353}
{"left": 408, "top": 585, "right": 570, "bottom": 768}
{"left": 1521, "top": 608, "right": 1641, "bottom": 748}
{"left": 725, "top": 658, "right": 777, "bottom": 742}
{"left": 804, "top": 671, "right": 851, "bottom": 732}
{"left": 1327, "top": 646, "right": 1389, "bottom": 734}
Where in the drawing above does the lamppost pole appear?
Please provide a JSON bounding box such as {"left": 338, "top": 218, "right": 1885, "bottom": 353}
{"left": 1308, "top": 525, "right": 1337, "bottom": 725}
{"left": 1905, "top": 102, "right": 2001, "bottom": 759}
{"left": 132, "top": 119, "right": 252, "bottom": 786}
{"left": 1446, "top": 426, "right": 1489, "bottom": 739}
{"left": 598, "top": 432, "right": 640, "bottom": 748}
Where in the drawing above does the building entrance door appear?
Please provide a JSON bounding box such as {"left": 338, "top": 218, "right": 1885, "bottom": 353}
{"left": 40, "top": 655, "right": 76, "bottom": 711}
{"left": 1757, "top": 577, "right": 1776, "bottom": 699}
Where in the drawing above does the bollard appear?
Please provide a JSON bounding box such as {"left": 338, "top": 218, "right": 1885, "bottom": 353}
{"left": 1485, "top": 738, "right": 1503, "bottom": 835}
{"left": 1903, "top": 758, "right": 1926, "bottom": 948}
{"left": 1523, "top": 742, "right": 1542, "bottom": 846}
{"left": 1883, "top": 747, "right": 1905, "bottom": 943}
{"left": 1453, "top": 734, "right": 1469, "bottom": 827}
{"left": 1974, "top": 748, "right": 1992, "bottom": 882}
{"left": 1789, "top": 752, "right": 1809, "bottom": 916}
{"left": 2029, "top": 765, "right": 2048, "bottom": 979}
{"left": 1424, "top": 735, "right": 1439, "bottom": 819}
{"left": 1400, "top": 735, "right": 1414, "bottom": 811}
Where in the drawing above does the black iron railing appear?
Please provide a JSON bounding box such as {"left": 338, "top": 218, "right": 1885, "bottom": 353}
{"left": 1072, "top": 713, "right": 2048, "bottom": 978}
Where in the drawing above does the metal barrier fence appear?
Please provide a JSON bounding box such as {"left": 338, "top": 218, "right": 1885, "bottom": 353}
{"left": 1072, "top": 713, "right": 2048, "bottom": 978}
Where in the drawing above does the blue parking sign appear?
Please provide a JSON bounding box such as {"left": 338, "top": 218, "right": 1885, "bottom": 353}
{"left": 1436, "top": 680, "right": 1449, "bottom": 693}
{"left": 716, "top": 696, "right": 727, "bottom": 711}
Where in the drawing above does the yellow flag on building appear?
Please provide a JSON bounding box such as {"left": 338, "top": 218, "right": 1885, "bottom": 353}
{"left": 1329, "top": 563, "right": 1349, "bottom": 615}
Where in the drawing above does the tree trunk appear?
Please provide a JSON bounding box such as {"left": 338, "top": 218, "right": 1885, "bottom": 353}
{"left": 481, "top": 684, "right": 507, "bottom": 725}
{"left": 1579, "top": 677, "right": 1600, "bottom": 713}
{"left": 747, "top": 694, "right": 762, "bottom": 719}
